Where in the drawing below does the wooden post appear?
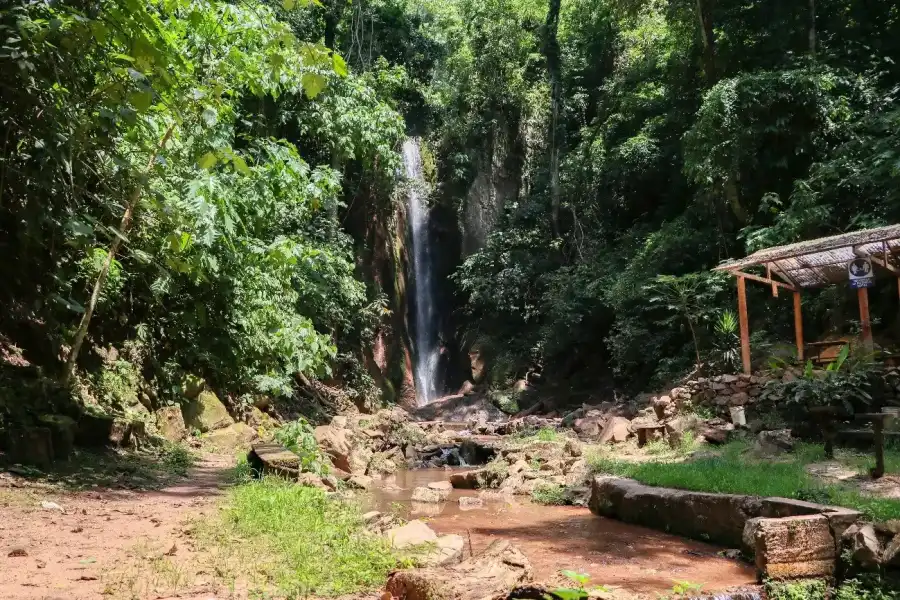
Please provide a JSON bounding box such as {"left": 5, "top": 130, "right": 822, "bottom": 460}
{"left": 858, "top": 286, "right": 873, "bottom": 351}
{"left": 793, "top": 291, "right": 804, "bottom": 362}
{"left": 737, "top": 275, "right": 751, "bottom": 374}
{"left": 873, "top": 417, "right": 885, "bottom": 479}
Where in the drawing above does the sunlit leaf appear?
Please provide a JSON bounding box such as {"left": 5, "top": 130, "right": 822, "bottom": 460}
{"left": 301, "top": 72, "right": 327, "bottom": 99}
{"left": 198, "top": 151, "right": 218, "bottom": 169}
{"left": 332, "top": 53, "right": 348, "bottom": 77}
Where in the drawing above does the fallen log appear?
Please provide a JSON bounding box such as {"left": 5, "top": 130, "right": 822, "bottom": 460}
{"left": 385, "top": 539, "right": 531, "bottom": 600}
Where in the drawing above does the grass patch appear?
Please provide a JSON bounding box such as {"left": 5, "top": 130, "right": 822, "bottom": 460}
{"left": 512, "top": 427, "right": 560, "bottom": 443}
{"left": 589, "top": 441, "right": 900, "bottom": 521}
{"left": 531, "top": 483, "right": 568, "bottom": 505}
{"left": 192, "top": 477, "right": 397, "bottom": 597}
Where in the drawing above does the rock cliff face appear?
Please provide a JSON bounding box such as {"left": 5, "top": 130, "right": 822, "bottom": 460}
{"left": 459, "top": 111, "right": 525, "bottom": 257}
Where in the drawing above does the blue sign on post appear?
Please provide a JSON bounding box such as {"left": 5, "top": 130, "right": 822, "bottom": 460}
{"left": 849, "top": 257, "right": 874, "bottom": 289}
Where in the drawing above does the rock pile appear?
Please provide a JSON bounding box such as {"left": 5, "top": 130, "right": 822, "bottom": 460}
{"left": 448, "top": 436, "right": 590, "bottom": 501}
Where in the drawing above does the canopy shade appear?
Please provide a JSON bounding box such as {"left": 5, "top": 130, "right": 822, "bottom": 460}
{"left": 713, "top": 224, "right": 900, "bottom": 288}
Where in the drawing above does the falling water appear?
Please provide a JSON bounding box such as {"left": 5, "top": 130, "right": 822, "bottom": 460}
{"left": 403, "top": 139, "right": 440, "bottom": 405}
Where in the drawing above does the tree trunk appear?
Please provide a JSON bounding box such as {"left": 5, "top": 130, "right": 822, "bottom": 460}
{"left": 63, "top": 125, "right": 176, "bottom": 385}
{"left": 695, "top": 0, "right": 717, "bottom": 84}
{"left": 544, "top": 0, "right": 562, "bottom": 237}
{"left": 808, "top": 0, "right": 816, "bottom": 56}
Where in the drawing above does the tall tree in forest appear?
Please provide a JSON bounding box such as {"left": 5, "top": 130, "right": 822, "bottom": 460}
{"left": 544, "top": 0, "right": 562, "bottom": 237}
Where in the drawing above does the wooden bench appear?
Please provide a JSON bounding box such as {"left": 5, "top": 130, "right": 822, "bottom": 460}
{"left": 634, "top": 424, "right": 667, "bottom": 447}
{"left": 809, "top": 407, "right": 896, "bottom": 478}
{"left": 805, "top": 340, "right": 850, "bottom": 365}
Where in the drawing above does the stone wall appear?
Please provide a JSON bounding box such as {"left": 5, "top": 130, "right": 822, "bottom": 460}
{"left": 662, "top": 367, "right": 900, "bottom": 419}
{"left": 589, "top": 476, "right": 863, "bottom": 580}
{"left": 664, "top": 373, "right": 773, "bottom": 414}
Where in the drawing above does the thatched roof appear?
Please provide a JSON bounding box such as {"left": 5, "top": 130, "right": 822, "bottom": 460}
{"left": 714, "top": 224, "right": 900, "bottom": 288}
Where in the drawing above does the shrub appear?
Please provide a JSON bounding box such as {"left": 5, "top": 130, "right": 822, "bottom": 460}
{"left": 532, "top": 484, "right": 569, "bottom": 505}
{"left": 273, "top": 418, "right": 330, "bottom": 475}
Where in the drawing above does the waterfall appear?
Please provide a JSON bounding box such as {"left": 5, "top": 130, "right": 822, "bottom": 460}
{"left": 402, "top": 139, "right": 440, "bottom": 405}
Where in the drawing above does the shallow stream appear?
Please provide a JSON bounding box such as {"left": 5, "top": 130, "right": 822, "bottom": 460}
{"left": 368, "top": 468, "right": 758, "bottom": 596}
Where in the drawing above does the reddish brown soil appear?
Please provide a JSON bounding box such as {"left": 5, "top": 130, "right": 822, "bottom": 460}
{"left": 0, "top": 454, "right": 231, "bottom": 600}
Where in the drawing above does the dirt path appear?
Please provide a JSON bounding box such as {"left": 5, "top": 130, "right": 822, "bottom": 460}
{"left": 0, "top": 454, "right": 233, "bottom": 600}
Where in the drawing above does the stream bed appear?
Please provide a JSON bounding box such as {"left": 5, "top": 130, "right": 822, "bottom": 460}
{"left": 369, "top": 468, "right": 758, "bottom": 596}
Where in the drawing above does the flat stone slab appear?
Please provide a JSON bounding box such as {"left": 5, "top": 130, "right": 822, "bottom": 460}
{"left": 247, "top": 443, "right": 300, "bottom": 477}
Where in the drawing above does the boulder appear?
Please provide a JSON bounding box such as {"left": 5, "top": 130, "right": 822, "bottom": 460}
{"left": 412, "top": 486, "right": 450, "bottom": 503}
{"left": 883, "top": 533, "right": 900, "bottom": 567}
{"left": 459, "top": 496, "right": 484, "bottom": 510}
{"left": 598, "top": 417, "right": 632, "bottom": 444}
{"left": 6, "top": 427, "right": 54, "bottom": 468}
{"left": 412, "top": 394, "right": 508, "bottom": 423}
{"left": 701, "top": 420, "right": 734, "bottom": 445}
{"left": 348, "top": 444, "right": 374, "bottom": 475}
{"left": 754, "top": 429, "right": 794, "bottom": 455}
{"left": 155, "top": 406, "right": 186, "bottom": 442}
{"left": 181, "top": 391, "right": 233, "bottom": 433}
{"left": 428, "top": 480, "right": 454, "bottom": 492}
{"left": 37, "top": 415, "right": 76, "bottom": 460}
{"left": 385, "top": 539, "right": 531, "bottom": 600}
{"left": 387, "top": 520, "right": 438, "bottom": 549}
{"left": 297, "top": 472, "right": 328, "bottom": 490}
{"left": 205, "top": 422, "right": 257, "bottom": 452}
{"left": 180, "top": 374, "right": 206, "bottom": 399}
{"left": 564, "top": 438, "right": 583, "bottom": 457}
{"left": 651, "top": 395, "right": 675, "bottom": 420}
{"left": 423, "top": 534, "right": 466, "bottom": 566}
{"left": 347, "top": 474, "right": 374, "bottom": 490}
{"left": 246, "top": 407, "right": 274, "bottom": 430}
{"left": 450, "top": 469, "right": 484, "bottom": 489}
{"left": 75, "top": 413, "right": 115, "bottom": 447}
{"left": 665, "top": 414, "right": 702, "bottom": 448}
{"left": 368, "top": 452, "right": 399, "bottom": 476}
{"left": 247, "top": 443, "right": 300, "bottom": 478}
{"left": 842, "top": 523, "right": 881, "bottom": 569}
{"left": 573, "top": 410, "right": 605, "bottom": 437}
{"left": 750, "top": 515, "right": 836, "bottom": 579}
{"left": 458, "top": 381, "right": 477, "bottom": 396}
{"left": 314, "top": 424, "right": 352, "bottom": 472}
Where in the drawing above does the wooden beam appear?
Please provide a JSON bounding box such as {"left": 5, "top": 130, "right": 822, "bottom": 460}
{"left": 858, "top": 286, "right": 873, "bottom": 352}
{"left": 769, "top": 261, "right": 801, "bottom": 289}
{"left": 854, "top": 245, "right": 900, "bottom": 275}
{"left": 730, "top": 269, "right": 797, "bottom": 292}
{"left": 766, "top": 264, "right": 779, "bottom": 297}
{"left": 793, "top": 291, "right": 804, "bottom": 362}
{"left": 737, "top": 275, "right": 751, "bottom": 374}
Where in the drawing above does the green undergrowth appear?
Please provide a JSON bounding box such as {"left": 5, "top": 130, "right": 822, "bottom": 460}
{"left": 767, "top": 576, "right": 900, "bottom": 600}
{"left": 512, "top": 427, "right": 561, "bottom": 443}
{"left": 532, "top": 483, "right": 569, "bottom": 505}
{"left": 589, "top": 441, "right": 900, "bottom": 521}
{"left": 191, "top": 477, "right": 397, "bottom": 597}
{"left": 2, "top": 443, "right": 196, "bottom": 491}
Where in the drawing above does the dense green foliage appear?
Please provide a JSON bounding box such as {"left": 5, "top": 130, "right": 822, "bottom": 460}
{"left": 445, "top": 0, "right": 900, "bottom": 386}
{"left": 0, "top": 0, "right": 403, "bottom": 421}
{"left": 3, "top": 0, "right": 900, "bottom": 418}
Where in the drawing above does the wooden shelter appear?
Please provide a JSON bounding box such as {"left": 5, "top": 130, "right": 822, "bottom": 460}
{"left": 714, "top": 224, "right": 900, "bottom": 374}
